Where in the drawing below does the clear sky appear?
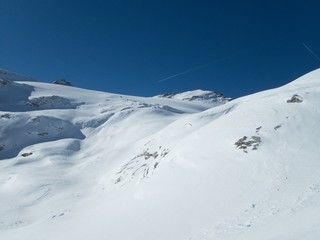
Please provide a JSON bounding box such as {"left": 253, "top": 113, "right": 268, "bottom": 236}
{"left": 1, "top": 0, "right": 320, "bottom": 98}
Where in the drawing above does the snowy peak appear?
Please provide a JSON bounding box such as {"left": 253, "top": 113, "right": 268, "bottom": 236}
{"left": 0, "top": 69, "right": 36, "bottom": 82}
{"left": 52, "top": 79, "right": 72, "bottom": 86}
{"left": 156, "top": 89, "right": 231, "bottom": 106}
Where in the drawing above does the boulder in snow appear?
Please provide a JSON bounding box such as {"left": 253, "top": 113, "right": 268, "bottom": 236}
{"left": 287, "top": 94, "right": 303, "bottom": 103}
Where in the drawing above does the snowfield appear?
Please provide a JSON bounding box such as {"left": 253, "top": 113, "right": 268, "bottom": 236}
{"left": 1, "top": 69, "right": 320, "bottom": 240}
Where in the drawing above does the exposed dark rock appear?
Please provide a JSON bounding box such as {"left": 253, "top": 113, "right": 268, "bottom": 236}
{"left": 115, "top": 147, "right": 170, "bottom": 184}
{"left": 287, "top": 94, "right": 303, "bottom": 103}
{"left": 141, "top": 151, "right": 159, "bottom": 160}
{"left": 235, "top": 136, "right": 262, "bottom": 153}
{"left": 186, "top": 92, "right": 230, "bottom": 102}
{"left": 256, "top": 126, "right": 262, "bottom": 133}
{"left": 274, "top": 124, "right": 282, "bottom": 130}
{"left": 0, "top": 79, "right": 10, "bottom": 85}
{"left": 37, "top": 132, "right": 49, "bottom": 136}
{"left": 161, "top": 93, "right": 176, "bottom": 98}
{"left": 25, "top": 95, "right": 83, "bottom": 109}
{"left": 154, "top": 162, "right": 159, "bottom": 169}
{"left": 0, "top": 114, "right": 11, "bottom": 119}
{"left": 158, "top": 90, "right": 231, "bottom": 105}
{"left": 21, "top": 152, "right": 33, "bottom": 157}
{"left": 52, "top": 79, "right": 72, "bottom": 86}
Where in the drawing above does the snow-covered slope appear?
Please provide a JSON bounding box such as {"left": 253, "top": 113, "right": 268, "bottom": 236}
{"left": 1, "top": 69, "right": 320, "bottom": 240}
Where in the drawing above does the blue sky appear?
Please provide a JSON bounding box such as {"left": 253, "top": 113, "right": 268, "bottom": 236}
{"left": 1, "top": 0, "right": 320, "bottom": 98}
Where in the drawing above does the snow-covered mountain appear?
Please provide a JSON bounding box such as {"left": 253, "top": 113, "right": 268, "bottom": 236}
{"left": 1, "top": 69, "right": 320, "bottom": 240}
{"left": 155, "top": 89, "right": 231, "bottom": 106}
{"left": 0, "top": 69, "right": 36, "bottom": 82}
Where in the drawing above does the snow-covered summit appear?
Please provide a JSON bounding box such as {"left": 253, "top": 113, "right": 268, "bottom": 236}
{"left": 52, "top": 79, "right": 72, "bottom": 86}
{"left": 156, "top": 89, "right": 231, "bottom": 106}
{"left": 1, "top": 68, "right": 320, "bottom": 240}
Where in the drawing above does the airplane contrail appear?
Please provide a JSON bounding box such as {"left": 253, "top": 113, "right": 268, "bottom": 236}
{"left": 157, "top": 47, "right": 259, "bottom": 83}
{"left": 302, "top": 42, "right": 320, "bottom": 62}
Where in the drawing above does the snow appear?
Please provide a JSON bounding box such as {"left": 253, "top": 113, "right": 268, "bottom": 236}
{"left": 155, "top": 89, "right": 231, "bottom": 106}
{"left": 1, "top": 69, "right": 320, "bottom": 239}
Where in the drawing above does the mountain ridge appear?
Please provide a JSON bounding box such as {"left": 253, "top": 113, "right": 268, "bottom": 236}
{"left": 155, "top": 89, "right": 231, "bottom": 106}
{"left": 0, "top": 69, "right": 37, "bottom": 82}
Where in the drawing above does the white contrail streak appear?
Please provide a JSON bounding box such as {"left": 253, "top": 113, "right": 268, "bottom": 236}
{"left": 157, "top": 45, "right": 264, "bottom": 83}
{"left": 157, "top": 52, "right": 240, "bottom": 83}
{"left": 302, "top": 43, "right": 320, "bottom": 62}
